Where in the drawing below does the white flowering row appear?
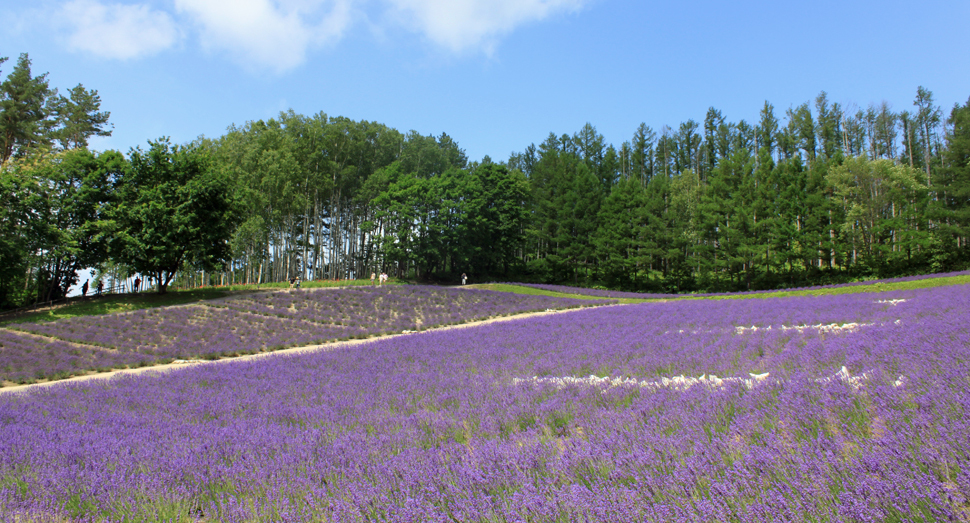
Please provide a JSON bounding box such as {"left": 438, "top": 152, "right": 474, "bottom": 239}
{"left": 515, "top": 366, "right": 905, "bottom": 392}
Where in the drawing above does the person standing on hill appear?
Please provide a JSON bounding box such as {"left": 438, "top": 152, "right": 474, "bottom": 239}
{"left": 371, "top": 272, "right": 376, "bottom": 286}
{"left": 461, "top": 273, "right": 467, "bottom": 285}
{"left": 96, "top": 280, "right": 103, "bottom": 296}
{"left": 133, "top": 277, "right": 141, "bottom": 293}
{"left": 81, "top": 280, "right": 89, "bottom": 296}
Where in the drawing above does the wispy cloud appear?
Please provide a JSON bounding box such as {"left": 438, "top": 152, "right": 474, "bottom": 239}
{"left": 173, "top": 0, "right": 353, "bottom": 73}
{"left": 59, "top": 0, "right": 179, "bottom": 60}
{"left": 48, "top": 0, "right": 587, "bottom": 71}
{"left": 382, "top": 0, "right": 587, "bottom": 54}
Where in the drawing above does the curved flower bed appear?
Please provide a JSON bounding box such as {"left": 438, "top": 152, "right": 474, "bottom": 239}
{"left": 2, "top": 286, "right": 599, "bottom": 384}
{"left": 213, "top": 285, "right": 598, "bottom": 332}
{"left": 0, "top": 330, "right": 151, "bottom": 384}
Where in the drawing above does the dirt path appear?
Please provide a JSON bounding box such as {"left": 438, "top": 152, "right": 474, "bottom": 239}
{"left": 0, "top": 304, "right": 622, "bottom": 396}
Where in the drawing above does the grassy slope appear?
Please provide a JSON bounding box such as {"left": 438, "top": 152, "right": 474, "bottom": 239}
{"left": 0, "top": 280, "right": 398, "bottom": 326}
{"left": 4, "top": 274, "right": 966, "bottom": 326}
{"left": 708, "top": 273, "right": 970, "bottom": 299}
{"left": 472, "top": 274, "right": 970, "bottom": 302}
{"left": 468, "top": 284, "right": 643, "bottom": 304}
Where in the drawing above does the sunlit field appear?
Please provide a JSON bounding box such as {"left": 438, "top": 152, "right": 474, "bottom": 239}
{"left": 0, "top": 286, "right": 597, "bottom": 385}
{"left": 1, "top": 283, "right": 969, "bottom": 522}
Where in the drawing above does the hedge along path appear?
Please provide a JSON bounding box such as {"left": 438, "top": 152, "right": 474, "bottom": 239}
{"left": 0, "top": 303, "right": 622, "bottom": 396}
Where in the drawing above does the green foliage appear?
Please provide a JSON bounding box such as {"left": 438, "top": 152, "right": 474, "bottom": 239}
{"left": 827, "top": 157, "right": 928, "bottom": 271}
{"left": 4, "top": 65, "right": 969, "bottom": 311}
{"left": 111, "top": 138, "right": 238, "bottom": 293}
{"left": 0, "top": 148, "right": 121, "bottom": 304}
{"left": 0, "top": 166, "right": 38, "bottom": 308}
{"left": 930, "top": 97, "right": 970, "bottom": 269}
{"left": 0, "top": 53, "right": 53, "bottom": 166}
{"left": 52, "top": 83, "right": 112, "bottom": 150}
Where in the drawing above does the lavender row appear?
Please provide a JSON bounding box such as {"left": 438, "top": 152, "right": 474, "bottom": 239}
{"left": 2, "top": 286, "right": 596, "bottom": 383}
{"left": 517, "top": 269, "right": 970, "bottom": 299}
{"left": 0, "top": 329, "right": 151, "bottom": 384}
{"left": 11, "top": 306, "right": 366, "bottom": 361}
{"left": 212, "top": 285, "right": 598, "bottom": 330}
{"left": 2, "top": 284, "right": 967, "bottom": 521}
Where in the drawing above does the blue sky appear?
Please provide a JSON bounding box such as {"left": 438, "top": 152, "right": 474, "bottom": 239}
{"left": 2, "top": 0, "right": 969, "bottom": 163}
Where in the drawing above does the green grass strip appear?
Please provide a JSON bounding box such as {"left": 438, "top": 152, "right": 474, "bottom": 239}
{"left": 479, "top": 274, "right": 970, "bottom": 303}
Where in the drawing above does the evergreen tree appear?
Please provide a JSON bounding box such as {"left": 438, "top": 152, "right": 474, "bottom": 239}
{"left": 54, "top": 84, "right": 112, "bottom": 150}
{"left": 631, "top": 123, "right": 655, "bottom": 184}
{"left": 0, "top": 53, "right": 54, "bottom": 166}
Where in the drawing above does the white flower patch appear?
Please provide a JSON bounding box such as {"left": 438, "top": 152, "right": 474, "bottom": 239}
{"left": 876, "top": 299, "right": 907, "bottom": 305}
{"left": 171, "top": 359, "right": 205, "bottom": 365}
{"left": 514, "top": 371, "right": 772, "bottom": 392}
{"left": 516, "top": 366, "right": 905, "bottom": 393}
{"left": 665, "top": 322, "right": 880, "bottom": 336}
{"left": 661, "top": 328, "right": 704, "bottom": 335}
{"left": 734, "top": 323, "right": 870, "bottom": 335}
{"left": 816, "top": 365, "right": 870, "bottom": 390}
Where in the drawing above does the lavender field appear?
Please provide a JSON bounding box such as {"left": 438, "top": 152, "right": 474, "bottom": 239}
{"left": 1, "top": 286, "right": 596, "bottom": 384}
{"left": 210, "top": 285, "right": 586, "bottom": 332}
{"left": 0, "top": 330, "right": 151, "bottom": 384}
{"left": 1, "top": 283, "right": 968, "bottom": 522}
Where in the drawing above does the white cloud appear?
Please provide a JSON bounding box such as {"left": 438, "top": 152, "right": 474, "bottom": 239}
{"left": 48, "top": 0, "right": 586, "bottom": 72}
{"left": 173, "top": 0, "right": 353, "bottom": 72}
{"left": 59, "top": 0, "right": 179, "bottom": 60}
{"left": 382, "top": 0, "right": 587, "bottom": 54}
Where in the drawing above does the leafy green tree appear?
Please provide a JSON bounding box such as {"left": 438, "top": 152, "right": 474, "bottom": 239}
{"left": 462, "top": 163, "right": 529, "bottom": 276}
{"left": 0, "top": 163, "right": 41, "bottom": 307}
{"left": 913, "top": 86, "right": 942, "bottom": 185}
{"left": 930, "top": 97, "right": 970, "bottom": 269}
{"left": 827, "top": 156, "right": 926, "bottom": 270}
{"left": 676, "top": 120, "right": 701, "bottom": 174}
{"left": 373, "top": 162, "right": 424, "bottom": 276}
{"left": 111, "top": 138, "right": 237, "bottom": 293}
{"left": 30, "top": 149, "right": 122, "bottom": 301}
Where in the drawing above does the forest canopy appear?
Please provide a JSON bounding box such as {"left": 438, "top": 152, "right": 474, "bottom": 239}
{"left": 2, "top": 51, "right": 969, "bottom": 309}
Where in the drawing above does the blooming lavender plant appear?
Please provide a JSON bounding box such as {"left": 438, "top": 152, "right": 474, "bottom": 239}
{"left": 213, "top": 285, "right": 596, "bottom": 331}
{"left": 11, "top": 306, "right": 365, "bottom": 360}
{"left": 1, "top": 284, "right": 967, "bottom": 521}
{"left": 3, "top": 286, "right": 597, "bottom": 384}
{"left": 0, "top": 329, "right": 150, "bottom": 384}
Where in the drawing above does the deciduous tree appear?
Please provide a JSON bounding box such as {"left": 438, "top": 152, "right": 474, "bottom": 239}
{"left": 111, "top": 138, "right": 237, "bottom": 293}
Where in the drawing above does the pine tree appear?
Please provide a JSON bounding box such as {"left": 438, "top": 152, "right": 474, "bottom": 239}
{"left": 54, "top": 84, "right": 112, "bottom": 150}
{"left": 0, "top": 53, "right": 54, "bottom": 166}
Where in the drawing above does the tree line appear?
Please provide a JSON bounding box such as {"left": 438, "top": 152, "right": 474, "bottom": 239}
{"left": 2, "top": 51, "right": 968, "bottom": 308}
{"left": 509, "top": 90, "right": 969, "bottom": 291}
